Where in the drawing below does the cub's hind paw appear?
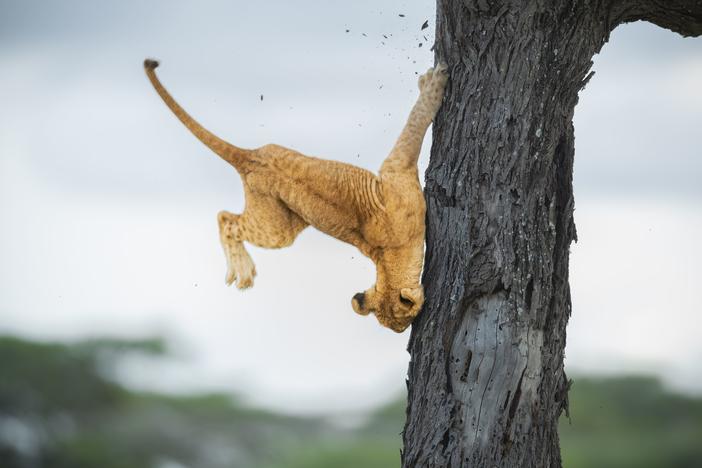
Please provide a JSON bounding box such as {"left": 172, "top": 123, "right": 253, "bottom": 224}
{"left": 234, "top": 261, "right": 256, "bottom": 290}
{"left": 225, "top": 268, "right": 236, "bottom": 287}
{"left": 220, "top": 238, "right": 257, "bottom": 290}
{"left": 236, "top": 276, "right": 254, "bottom": 290}
{"left": 228, "top": 248, "right": 257, "bottom": 290}
{"left": 224, "top": 263, "right": 256, "bottom": 289}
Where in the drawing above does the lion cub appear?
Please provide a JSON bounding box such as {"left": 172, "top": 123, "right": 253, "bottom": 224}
{"left": 144, "top": 59, "right": 448, "bottom": 332}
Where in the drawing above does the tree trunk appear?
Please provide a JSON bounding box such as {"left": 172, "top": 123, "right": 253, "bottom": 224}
{"left": 402, "top": 1, "right": 702, "bottom": 467}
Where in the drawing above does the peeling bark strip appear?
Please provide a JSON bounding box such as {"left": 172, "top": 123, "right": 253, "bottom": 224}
{"left": 402, "top": 1, "right": 702, "bottom": 467}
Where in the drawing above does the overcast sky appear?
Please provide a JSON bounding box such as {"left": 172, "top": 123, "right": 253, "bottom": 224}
{"left": 1, "top": 0, "right": 700, "bottom": 415}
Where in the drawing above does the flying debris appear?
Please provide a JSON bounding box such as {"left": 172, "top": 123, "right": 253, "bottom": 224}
{"left": 421, "top": 20, "right": 429, "bottom": 30}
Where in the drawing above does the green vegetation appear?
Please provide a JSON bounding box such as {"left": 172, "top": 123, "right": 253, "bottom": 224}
{"left": 1, "top": 336, "right": 701, "bottom": 467}
{"left": 560, "top": 376, "right": 702, "bottom": 468}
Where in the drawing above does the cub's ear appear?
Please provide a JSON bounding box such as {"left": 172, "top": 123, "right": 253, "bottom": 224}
{"left": 352, "top": 292, "right": 370, "bottom": 316}
{"left": 400, "top": 287, "right": 424, "bottom": 308}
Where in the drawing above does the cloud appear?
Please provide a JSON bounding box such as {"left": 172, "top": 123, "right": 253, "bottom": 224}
{"left": 0, "top": 0, "right": 437, "bottom": 201}
{"left": 574, "top": 22, "right": 702, "bottom": 198}
{"left": 1, "top": 3, "right": 701, "bottom": 412}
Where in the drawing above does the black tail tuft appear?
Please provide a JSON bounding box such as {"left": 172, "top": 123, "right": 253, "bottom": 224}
{"left": 144, "top": 58, "right": 160, "bottom": 70}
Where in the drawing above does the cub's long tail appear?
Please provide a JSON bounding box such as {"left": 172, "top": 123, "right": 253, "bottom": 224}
{"left": 144, "top": 59, "right": 250, "bottom": 168}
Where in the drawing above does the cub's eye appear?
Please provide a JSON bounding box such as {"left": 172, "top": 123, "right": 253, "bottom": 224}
{"left": 399, "top": 295, "right": 414, "bottom": 307}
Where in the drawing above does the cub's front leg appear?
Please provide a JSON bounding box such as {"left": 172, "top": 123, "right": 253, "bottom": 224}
{"left": 351, "top": 64, "right": 449, "bottom": 332}
{"left": 380, "top": 63, "right": 448, "bottom": 175}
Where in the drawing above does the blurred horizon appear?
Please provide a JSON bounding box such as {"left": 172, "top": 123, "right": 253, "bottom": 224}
{"left": 2, "top": 334, "right": 702, "bottom": 467}
{"left": 1, "top": 0, "right": 701, "bottom": 419}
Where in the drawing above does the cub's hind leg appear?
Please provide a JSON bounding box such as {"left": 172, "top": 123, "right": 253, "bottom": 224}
{"left": 218, "top": 212, "right": 257, "bottom": 289}
{"left": 217, "top": 192, "right": 307, "bottom": 289}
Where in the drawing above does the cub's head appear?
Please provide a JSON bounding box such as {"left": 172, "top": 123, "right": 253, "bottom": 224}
{"left": 351, "top": 284, "right": 424, "bottom": 333}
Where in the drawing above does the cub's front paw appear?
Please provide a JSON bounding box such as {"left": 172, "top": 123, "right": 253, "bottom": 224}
{"left": 418, "top": 67, "right": 435, "bottom": 91}
{"left": 431, "top": 62, "right": 449, "bottom": 89}
{"left": 423, "top": 62, "right": 448, "bottom": 117}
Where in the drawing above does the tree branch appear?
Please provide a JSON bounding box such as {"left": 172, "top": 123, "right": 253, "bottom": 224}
{"left": 611, "top": 0, "right": 702, "bottom": 37}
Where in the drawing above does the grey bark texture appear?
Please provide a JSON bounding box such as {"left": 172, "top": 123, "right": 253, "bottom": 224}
{"left": 402, "top": 1, "right": 702, "bottom": 467}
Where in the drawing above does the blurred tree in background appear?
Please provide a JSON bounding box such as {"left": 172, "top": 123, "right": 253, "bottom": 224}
{"left": 1, "top": 335, "right": 701, "bottom": 468}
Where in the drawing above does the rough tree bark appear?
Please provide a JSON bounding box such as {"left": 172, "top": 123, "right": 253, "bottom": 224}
{"left": 402, "top": 1, "right": 702, "bottom": 467}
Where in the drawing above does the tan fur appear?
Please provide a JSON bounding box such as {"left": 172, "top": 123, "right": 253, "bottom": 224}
{"left": 144, "top": 59, "right": 447, "bottom": 332}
